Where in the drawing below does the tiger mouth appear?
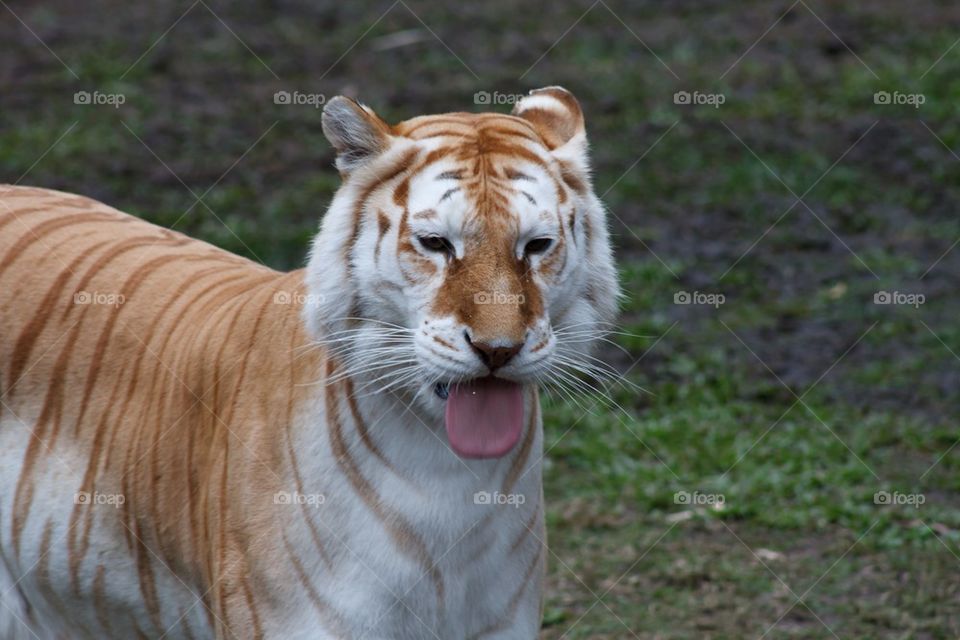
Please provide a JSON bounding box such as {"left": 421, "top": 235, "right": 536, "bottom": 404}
{"left": 435, "top": 377, "right": 526, "bottom": 459}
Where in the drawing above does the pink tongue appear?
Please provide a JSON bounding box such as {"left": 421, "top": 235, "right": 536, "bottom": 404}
{"left": 445, "top": 377, "right": 524, "bottom": 459}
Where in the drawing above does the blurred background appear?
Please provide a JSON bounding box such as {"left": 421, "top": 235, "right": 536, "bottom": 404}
{"left": 2, "top": 1, "right": 959, "bottom": 637}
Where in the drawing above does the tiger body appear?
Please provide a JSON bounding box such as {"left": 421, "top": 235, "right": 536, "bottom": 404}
{"left": 0, "top": 87, "right": 617, "bottom": 639}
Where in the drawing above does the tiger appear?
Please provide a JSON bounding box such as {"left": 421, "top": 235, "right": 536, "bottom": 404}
{"left": 0, "top": 86, "right": 618, "bottom": 639}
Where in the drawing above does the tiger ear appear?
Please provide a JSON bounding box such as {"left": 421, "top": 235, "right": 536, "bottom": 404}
{"left": 322, "top": 97, "right": 393, "bottom": 175}
{"left": 512, "top": 86, "right": 586, "bottom": 151}
{"left": 512, "top": 86, "right": 589, "bottom": 177}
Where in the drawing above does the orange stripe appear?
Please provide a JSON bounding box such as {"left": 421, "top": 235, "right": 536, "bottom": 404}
{"left": 502, "top": 387, "right": 539, "bottom": 495}
{"left": 283, "top": 535, "right": 350, "bottom": 638}
{"left": 92, "top": 564, "right": 115, "bottom": 634}
{"left": 6, "top": 238, "right": 112, "bottom": 390}
{"left": 0, "top": 212, "right": 117, "bottom": 277}
{"left": 474, "top": 543, "right": 544, "bottom": 637}
{"left": 344, "top": 377, "right": 397, "bottom": 473}
{"left": 326, "top": 365, "right": 445, "bottom": 606}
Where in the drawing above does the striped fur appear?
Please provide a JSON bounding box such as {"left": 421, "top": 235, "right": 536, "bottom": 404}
{"left": 0, "top": 87, "right": 618, "bottom": 639}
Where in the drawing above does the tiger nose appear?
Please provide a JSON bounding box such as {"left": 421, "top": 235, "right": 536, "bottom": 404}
{"left": 465, "top": 334, "right": 523, "bottom": 370}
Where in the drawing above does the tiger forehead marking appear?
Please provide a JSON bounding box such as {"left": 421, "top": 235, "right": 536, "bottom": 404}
{"left": 1, "top": 87, "right": 617, "bottom": 639}
{"left": 387, "top": 115, "right": 576, "bottom": 346}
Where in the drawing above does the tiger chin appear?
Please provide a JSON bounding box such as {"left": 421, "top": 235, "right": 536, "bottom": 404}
{"left": 0, "top": 86, "right": 618, "bottom": 640}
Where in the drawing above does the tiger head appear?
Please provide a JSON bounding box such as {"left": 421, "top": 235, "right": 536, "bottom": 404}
{"left": 304, "top": 87, "right": 618, "bottom": 458}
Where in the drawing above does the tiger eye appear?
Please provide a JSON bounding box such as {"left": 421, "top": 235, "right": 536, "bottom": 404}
{"left": 524, "top": 238, "right": 553, "bottom": 256}
{"left": 418, "top": 235, "right": 455, "bottom": 255}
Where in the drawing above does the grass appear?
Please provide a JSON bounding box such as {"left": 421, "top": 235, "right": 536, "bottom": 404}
{"left": 2, "top": 0, "right": 960, "bottom": 637}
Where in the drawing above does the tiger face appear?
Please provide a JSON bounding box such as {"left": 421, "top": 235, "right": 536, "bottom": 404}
{"left": 304, "top": 87, "right": 618, "bottom": 458}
